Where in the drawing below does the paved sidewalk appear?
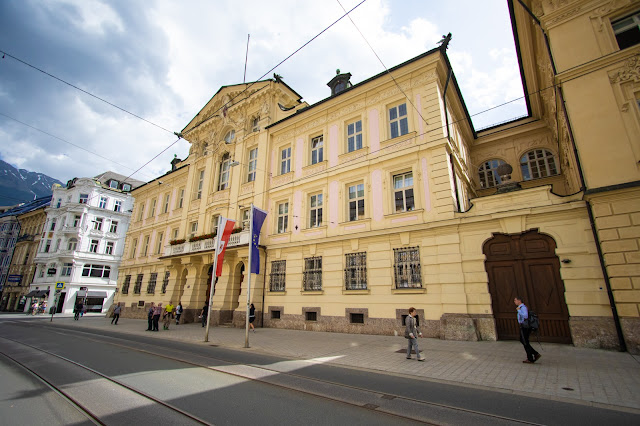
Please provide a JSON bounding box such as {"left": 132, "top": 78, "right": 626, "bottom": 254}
{"left": 8, "top": 314, "right": 640, "bottom": 411}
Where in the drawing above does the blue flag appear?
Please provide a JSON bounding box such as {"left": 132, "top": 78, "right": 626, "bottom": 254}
{"left": 250, "top": 206, "right": 268, "bottom": 274}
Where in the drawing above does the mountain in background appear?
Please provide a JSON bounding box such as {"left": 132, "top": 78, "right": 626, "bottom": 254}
{"left": 0, "top": 159, "right": 62, "bottom": 207}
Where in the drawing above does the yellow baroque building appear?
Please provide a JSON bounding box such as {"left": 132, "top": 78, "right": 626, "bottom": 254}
{"left": 115, "top": 0, "right": 640, "bottom": 353}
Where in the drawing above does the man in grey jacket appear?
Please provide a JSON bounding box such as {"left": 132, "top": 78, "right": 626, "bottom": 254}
{"left": 405, "top": 307, "right": 424, "bottom": 361}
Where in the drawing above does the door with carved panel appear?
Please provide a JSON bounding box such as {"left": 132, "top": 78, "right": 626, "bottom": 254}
{"left": 484, "top": 230, "right": 571, "bottom": 344}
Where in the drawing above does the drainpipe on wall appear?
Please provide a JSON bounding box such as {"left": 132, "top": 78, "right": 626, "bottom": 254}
{"left": 515, "top": 0, "right": 626, "bottom": 351}
{"left": 261, "top": 246, "right": 267, "bottom": 328}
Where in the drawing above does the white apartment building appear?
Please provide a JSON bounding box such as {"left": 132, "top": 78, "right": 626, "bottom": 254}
{"left": 31, "top": 172, "right": 143, "bottom": 313}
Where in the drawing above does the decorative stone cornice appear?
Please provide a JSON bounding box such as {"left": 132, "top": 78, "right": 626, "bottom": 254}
{"left": 589, "top": 0, "right": 634, "bottom": 32}
{"left": 609, "top": 55, "right": 640, "bottom": 83}
{"left": 271, "top": 173, "right": 293, "bottom": 187}
{"left": 327, "top": 101, "right": 365, "bottom": 121}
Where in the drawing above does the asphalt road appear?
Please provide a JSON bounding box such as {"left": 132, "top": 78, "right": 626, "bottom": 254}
{"left": 0, "top": 318, "right": 638, "bottom": 425}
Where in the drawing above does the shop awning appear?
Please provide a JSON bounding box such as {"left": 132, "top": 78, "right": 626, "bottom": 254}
{"left": 36, "top": 290, "right": 49, "bottom": 297}
{"left": 25, "top": 290, "right": 38, "bottom": 297}
{"left": 86, "top": 291, "right": 107, "bottom": 298}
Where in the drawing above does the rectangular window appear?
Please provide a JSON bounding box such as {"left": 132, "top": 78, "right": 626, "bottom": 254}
{"left": 345, "top": 252, "right": 367, "bottom": 290}
{"left": 61, "top": 263, "right": 72, "bottom": 277}
{"left": 348, "top": 183, "right": 365, "bottom": 221}
{"left": 54, "top": 239, "right": 61, "bottom": 251}
{"left": 218, "top": 157, "right": 230, "bottom": 190}
{"left": 309, "top": 194, "right": 323, "bottom": 228}
{"left": 350, "top": 313, "right": 364, "bottom": 324}
{"left": 280, "top": 147, "right": 291, "bottom": 175}
{"left": 105, "top": 241, "right": 114, "bottom": 255}
{"left": 190, "top": 222, "right": 198, "bottom": 239}
{"left": 81, "top": 264, "right": 111, "bottom": 278}
{"left": 251, "top": 116, "right": 260, "bottom": 132}
{"left": 305, "top": 311, "right": 317, "bottom": 321}
{"left": 122, "top": 183, "right": 131, "bottom": 192}
{"left": 114, "top": 200, "right": 122, "bottom": 212}
{"left": 271, "top": 310, "right": 281, "bottom": 319}
{"left": 50, "top": 219, "right": 56, "bottom": 231}
{"left": 122, "top": 275, "right": 131, "bottom": 294}
{"left": 311, "top": 135, "right": 324, "bottom": 164}
{"left": 241, "top": 209, "right": 250, "bottom": 230}
{"left": 109, "top": 180, "right": 118, "bottom": 189}
{"left": 130, "top": 238, "right": 138, "bottom": 258}
{"left": 172, "top": 228, "right": 179, "bottom": 240}
{"left": 277, "top": 202, "right": 289, "bottom": 234}
{"left": 109, "top": 220, "right": 118, "bottom": 233}
{"left": 347, "top": 120, "right": 363, "bottom": 152}
{"left": 99, "top": 196, "right": 108, "bottom": 209}
{"left": 161, "top": 271, "right": 170, "bottom": 293}
{"left": 178, "top": 188, "right": 185, "bottom": 208}
{"left": 393, "top": 172, "right": 415, "bottom": 213}
{"left": 56, "top": 198, "right": 62, "bottom": 208}
{"left": 149, "top": 199, "right": 157, "bottom": 218}
{"left": 163, "top": 194, "right": 170, "bottom": 213}
{"left": 89, "top": 239, "right": 99, "bottom": 253}
{"left": 389, "top": 103, "right": 408, "bottom": 139}
{"left": 196, "top": 170, "right": 205, "bottom": 199}
{"left": 133, "top": 274, "right": 143, "bottom": 294}
{"left": 269, "top": 260, "right": 286, "bottom": 292}
{"left": 138, "top": 204, "right": 144, "bottom": 221}
{"left": 93, "top": 217, "right": 103, "bottom": 231}
{"left": 303, "top": 256, "right": 322, "bottom": 291}
{"left": 211, "top": 215, "right": 219, "bottom": 235}
{"left": 147, "top": 272, "right": 158, "bottom": 294}
{"left": 79, "top": 193, "right": 88, "bottom": 204}
{"left": 156, "top": 232, "right": 164, "bottom": 254}
{"left": 247, "top": 148, "right": 258, "bottom": 182}
{"left": 612, "top": 11, "right": 640, "bottom": 50}
{"left": 142, "top": 235, "right": 149, "bottom": 256}
{"left": 73, "top": 215, "right": 81, "bottom": 227}
{"left": 393, "top": 246, "right": 422, "bottom": 288}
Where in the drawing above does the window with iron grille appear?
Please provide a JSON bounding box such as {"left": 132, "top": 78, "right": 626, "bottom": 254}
{"left": 147, "top": 272, "right": 158, "bottom": 294}
{"left": 393, "top": 247, "right": 422, "bottom": 288}
{"left": 133, "top": 274, "right": 143, "bottom": 294}
{"left": 305, "top": 311, "right": 317, "bottom": 321}
{"left": 303, "top": 257, "right": 322, "bottom": 291}
{"left": 269, "top": 260, "right": 286, "bottom": 292}
{"left": 344, "top": 252, "right": 367, "bottom": 290}
{"left": 121, "top": 275, "right": 131, "bottom": 294}
{"left": 271, "top": 310, "right": 281, "bottom": 319}
{"left": 161, "top": 271, "right": 170, "bottom": 293}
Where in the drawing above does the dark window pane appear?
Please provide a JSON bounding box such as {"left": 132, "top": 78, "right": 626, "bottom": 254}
{"left": 395, "top": 190, "right": 404, "bottom": 212}
{"left": 405, "top": 189, "right": 414, "bottom": 211}
{"left": 616, "top": 27, "right": 640, "bottom": 49}
{"left": 391, "top": 122, "right": 399, "bottom": 139}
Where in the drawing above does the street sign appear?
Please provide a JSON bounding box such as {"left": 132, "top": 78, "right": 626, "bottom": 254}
{"left": 55, "top": 282, "right": 65, "bottom": 290}
{"left": 8, "top": 275, "right": 22, "bottom": 283}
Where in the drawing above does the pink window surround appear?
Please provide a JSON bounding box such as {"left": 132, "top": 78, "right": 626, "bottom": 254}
{"left": 421, "top": 158, "right": 431, "bottom": 212}
{"left": 368, "top": 109, "right": 380, "bottom": 153}
{"left": 295, "top": 138, "right": 304, "bottom": 178}
{"left": 329, "top": 181, "right": 339, "bottom": 228}
{"left": 371, "top": 169, "right": 383, "bottom": 221}
{"left": 415, "top": 94, "right": 424, "bottom": 141}
{"left": 293, "top": 190, "right": 302, "bottom": 233}
{"left": 270, "top": 149, "right": 276, "bottom": 183}
{"left": 329, "top": 125, "right": 339, "bottom": 167}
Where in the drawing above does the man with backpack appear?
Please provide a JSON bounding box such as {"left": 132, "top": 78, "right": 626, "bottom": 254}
{"left": 514, "top": 296, "right": 541, "bottom": 364}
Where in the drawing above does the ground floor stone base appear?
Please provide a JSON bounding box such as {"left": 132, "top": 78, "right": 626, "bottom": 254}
{"left": 569, "top": 316, "right": 622, "bottom": 351}
{"left": 621, "top": 317, "right": 640, "bottom": 355}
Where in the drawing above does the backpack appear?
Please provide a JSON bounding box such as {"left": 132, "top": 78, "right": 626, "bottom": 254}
{"left": 527, "top": 311, "right": 539, "bottom": 332}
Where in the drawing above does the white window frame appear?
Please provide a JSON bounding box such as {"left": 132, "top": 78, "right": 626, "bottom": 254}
{"left": 163, "top": 194, "right": 170, "bottom": 214}
{"left": 93, "top": 217, "right": 103, "bottom": 231}
{"left": 612, "top": 11, "right": 640, "bottom": 50}
{"left": 89, "top": 239, "right": 99, "bottom": 253}
{"left": 178, "top": 188, "right": 185, "bottom": 208}
{"left": 388, "top": 102, "right": 409, "bottom": 139}
{"left": 196, "top": 170, "right": 205, "bottom": 199}
{"left": 142, "top": 235, "right": 149, "bottom": 256}
{"left": 478, "top": 159, "right": 507, "bottom": 189}
{"left": 308, "top": 193, "right": 323, "bottom": 228}
{"left": 67, "top": 238, "right": 77, "bottom": 251}
{"left": 149, "top": 199, "right": 156, "bottom": 218}
{"left": 109, "top": 220, "right": 118, "bottom": 233}
{"left": 114, "top": 200, "right": 122, "bottom": 212}
{"left": 347, "top": 120, "right": 363, "bottom": 152}
{"left": 247, "top": 147, "right": 258, "bottom": 182}
{"left": 280, "top": 147, "right": 291, "bottom": 175}
{"left": 190, "top": 221, "right": 198, "bottom": 239}
{"left": 79, "top": 193, "right": 88, "bottom": 204}
{"left": 393, "top": 171, "right": 415, "bottom": 213}
{"left": 520, "top": 149, "right": 559, "bottom": 181}
{"left": 348, "top": 183, "right": 365, "bottom": 221}
{"left": 310, "top": 135, "right": 324, "bottom": 165}
{"left": 105, "top": 241, "right": 114, "bottom": 255}
{"left": 99, "top": 196, "right": 108, "bottom": 209}
{"left": 241, "top": 209, "right": 250, "bottom": 230}
{"left": 156, "top": 232, "right": 163, "bottom": 254}
{"left": 218, "top": 154, "right": 231, "bottom": 190}
{"left": 61, "top": 262, "right": 73, "bottom": 277}
{"left": 277, "top": 202, "right": 289, "bottom": 234}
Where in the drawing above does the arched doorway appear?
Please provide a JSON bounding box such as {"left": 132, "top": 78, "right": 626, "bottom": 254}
{"left": 483, "top": 229, "right": 571, "bottom": 344}
{"left": 233, "top": 263, "right": 245, "bottom": 311}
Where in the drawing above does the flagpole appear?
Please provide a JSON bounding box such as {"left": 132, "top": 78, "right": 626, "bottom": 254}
{"left": 245, "top": 204, "right": 253, "bottom": 348}
{"left": 205, "top": 216, "right": 222, "bottom": 342}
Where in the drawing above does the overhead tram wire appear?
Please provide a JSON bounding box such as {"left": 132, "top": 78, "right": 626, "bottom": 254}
{"left": 0, "top": 112, "right": 158, "bottom": 182}
{"left": 335, "top": 0, "right": 430, "bottom": 127}
{"left": 181, "top": 0, "right": 368, "bottom": 139}
{"left": 0, "top": 49, "right": 175, "bottom": 136}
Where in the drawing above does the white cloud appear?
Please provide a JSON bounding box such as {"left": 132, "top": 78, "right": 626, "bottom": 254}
{"left": 44, "top": 0, "right": 124, "bottom": 35}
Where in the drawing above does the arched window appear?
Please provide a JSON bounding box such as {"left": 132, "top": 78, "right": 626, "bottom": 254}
{"left": 224, "top": 130, "right": 235, "bottom": 144}
{"left": 218, "top": 153, "right": 231, "bottom": 190}
{"left": 520, "top": 149, "right": 558, "bottom": 181}
{"left": 478, "top": 159, "right": 506, "bottom": 188}
{"left": 67, "top": 238, "right": 78, "bottom": 251}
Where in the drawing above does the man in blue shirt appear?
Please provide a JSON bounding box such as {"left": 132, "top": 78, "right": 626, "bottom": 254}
{"left": 514, "top": 297, "right": 541, "bottom": 364}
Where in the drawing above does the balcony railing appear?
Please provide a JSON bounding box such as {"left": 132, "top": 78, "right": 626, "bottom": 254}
{"left": 62, "top": 226, "right": 81, "bottom": 234}
{"left": 164, "top": 230, "right": 250, "bottom": 257}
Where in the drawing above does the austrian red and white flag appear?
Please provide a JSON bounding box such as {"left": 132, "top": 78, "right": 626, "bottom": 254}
{"left": 216, "top": 217, "right": 235, "bottom": 276}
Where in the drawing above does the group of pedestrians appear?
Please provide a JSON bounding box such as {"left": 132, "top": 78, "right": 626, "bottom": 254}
{"left": 145, "top": 301, "right": 183, "bottom": 331}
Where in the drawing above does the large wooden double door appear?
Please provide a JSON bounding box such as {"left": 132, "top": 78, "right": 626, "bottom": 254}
{"left": 484, "top": 230, "right": 571, "bottom": 344}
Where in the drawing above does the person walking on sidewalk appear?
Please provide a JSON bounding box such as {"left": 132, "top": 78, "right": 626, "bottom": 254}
{"left": 152, "top": 303, "right": 163, "bottom": 331}
{"left": 515, "top": 297, "right": 541, "bottom": 364}
{"left": 74, "top": 302, "right": 83, "bottom": 320}
{"left": 175, "top": 302, "right": 183, "bottom": 325}
{"left": 163, "top": 304, "right": 171, "bottom": 330}
{"left": 111, "top": 303, "right": 121, "bottom": 325}
{"left": 146, "top": 302, "right": 155, "bottom": 331}
{"left": 200, "top": 302, "right": 208, "bottom": 327}
{"left": 165, "top": 301, "right": 175, "bottom": 320}
{"left": 405, "top": 307, "right": 424, "bottom": 361}
{"left": 249, "top": 303, "right": 256, "bottom": 332}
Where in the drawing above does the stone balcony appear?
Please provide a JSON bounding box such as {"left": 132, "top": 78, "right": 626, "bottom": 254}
{"left": 61, "top": 225, "right": 81, "bottom": 234}
{"left": 164, "top": 230, "right": 250, "bottom": 257}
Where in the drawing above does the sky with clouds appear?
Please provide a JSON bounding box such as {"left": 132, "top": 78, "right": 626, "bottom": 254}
{"left": 0, "top": 0, "right": 527, "bottom": 184}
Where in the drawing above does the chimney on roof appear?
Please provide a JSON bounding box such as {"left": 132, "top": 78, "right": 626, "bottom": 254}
{"left": 171, "top": 154, "right": 181, "bottom": 171}
{"left": 327, "top": 69, "right": 352, "bottom": 96}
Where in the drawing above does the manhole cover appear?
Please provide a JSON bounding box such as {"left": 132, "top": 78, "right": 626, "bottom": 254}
{"left": 561, "top": 387, "right": 574, "bottom": 391}
{"left": 362, "top": 403, "right": 379, "bottom": 410}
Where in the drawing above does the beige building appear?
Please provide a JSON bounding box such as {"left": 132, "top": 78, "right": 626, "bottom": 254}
{"left": 115, "top": 0, "right": 640, "bottom": 353}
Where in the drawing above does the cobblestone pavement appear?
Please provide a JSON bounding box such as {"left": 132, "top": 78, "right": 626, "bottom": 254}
{"left": 7, "top": 313, "right": 640, "bottom": 411}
